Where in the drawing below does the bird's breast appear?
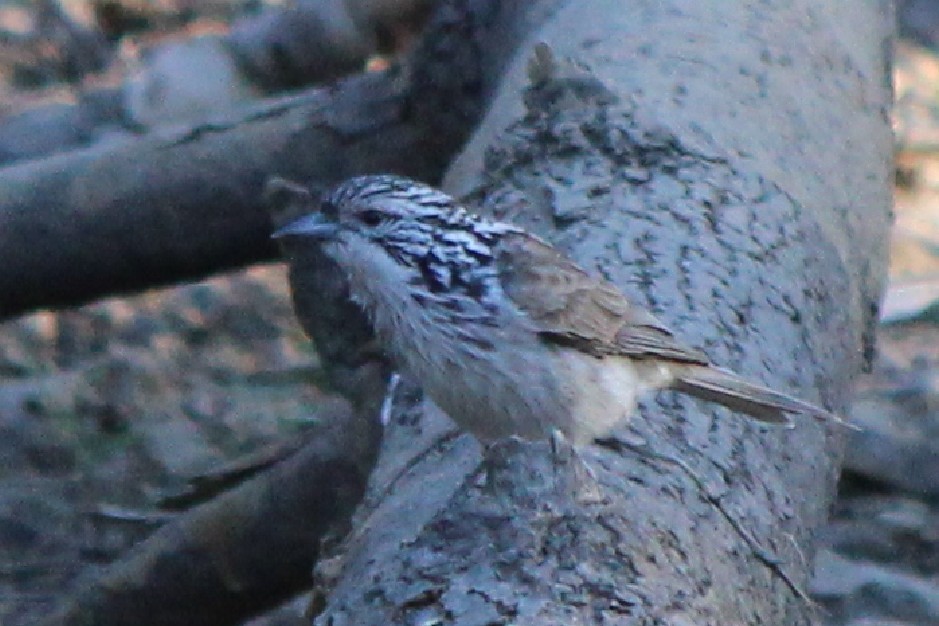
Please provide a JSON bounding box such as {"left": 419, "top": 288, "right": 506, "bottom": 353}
{"left": 339, "top": 240, "right": 673, "bottom": 444}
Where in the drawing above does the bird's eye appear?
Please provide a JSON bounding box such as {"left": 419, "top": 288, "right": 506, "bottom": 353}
{"left": 358, "top": 209, "right": 384, "bottom": 227}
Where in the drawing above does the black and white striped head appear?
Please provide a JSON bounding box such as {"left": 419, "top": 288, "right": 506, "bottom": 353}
{"left": 274, "top": 175, "right": 519, "bottom": 299}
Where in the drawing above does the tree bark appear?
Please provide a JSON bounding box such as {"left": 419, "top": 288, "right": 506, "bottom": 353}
{"left": 315, "top": 1, "right": 893, "bottom": 625}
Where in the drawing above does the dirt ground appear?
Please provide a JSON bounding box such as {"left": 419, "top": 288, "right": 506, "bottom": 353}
{"left": 0, "top": 264, "right": 327, "bottom": 625}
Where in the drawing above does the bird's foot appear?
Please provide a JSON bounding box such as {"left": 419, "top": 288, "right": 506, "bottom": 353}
{"left": 549, "top": 429, "right": 605, "bottom": 505}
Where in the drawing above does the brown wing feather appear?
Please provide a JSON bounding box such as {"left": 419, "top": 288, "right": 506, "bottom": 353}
{"left": 493, "top": 232, "right": 850, "bottom": 428}
{"left": 495, "top": 232, "right": 707, "bottom": 365}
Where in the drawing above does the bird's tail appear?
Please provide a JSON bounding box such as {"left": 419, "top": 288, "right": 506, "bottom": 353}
{"left": 671, "top": 364, "right": 854, "bottom": 429}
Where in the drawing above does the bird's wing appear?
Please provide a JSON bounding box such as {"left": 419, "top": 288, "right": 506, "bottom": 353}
{"left": 495, "top": 231, "right": 708, "bottom": 364}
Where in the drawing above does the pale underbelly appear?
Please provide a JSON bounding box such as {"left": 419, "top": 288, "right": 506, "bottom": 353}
{"left": 403, "top": 339, "right": 674, "bottom": 446}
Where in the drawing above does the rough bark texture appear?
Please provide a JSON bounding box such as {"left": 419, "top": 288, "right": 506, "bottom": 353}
{"left": 316, "top": 1, "right": 893, "bottom": 625}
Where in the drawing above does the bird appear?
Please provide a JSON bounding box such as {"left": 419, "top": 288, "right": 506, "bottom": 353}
{"left": 273, "top": 174, "right": 848, "bottom": 447}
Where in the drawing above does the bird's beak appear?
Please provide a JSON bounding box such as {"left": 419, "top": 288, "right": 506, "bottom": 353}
{"left": 272, "top": 213, "right": 339, "bottom": 241}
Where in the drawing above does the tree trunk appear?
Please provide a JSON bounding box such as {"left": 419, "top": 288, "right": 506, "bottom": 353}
{"left": 315, "top": 1, "right": 893, "bottom": 624}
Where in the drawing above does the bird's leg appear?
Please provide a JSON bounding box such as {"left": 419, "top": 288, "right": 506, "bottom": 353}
{"left": 378, "top": 372, "right": 401, "bottom": 427}
{"left": 549, "top": 429, "right": 604, "bottom": 505}
{"left": 473, "top": 434, "right": 604, "bottom": 505}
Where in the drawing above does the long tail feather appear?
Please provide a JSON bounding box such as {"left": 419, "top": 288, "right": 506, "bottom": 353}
{"left": 671, "top": 365, "right": 855, "bottom": 429}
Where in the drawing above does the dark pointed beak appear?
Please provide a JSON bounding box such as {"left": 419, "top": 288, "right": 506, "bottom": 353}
{"left": 272, "top": 213, "right": 339, "bottom": 241}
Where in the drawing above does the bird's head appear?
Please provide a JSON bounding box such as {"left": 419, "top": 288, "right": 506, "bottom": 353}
{"left": 274, "top": 175, "right": 451, "bottom": 247}
{"left": 273, "top": 175, "right": 516, "bottom": 295}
